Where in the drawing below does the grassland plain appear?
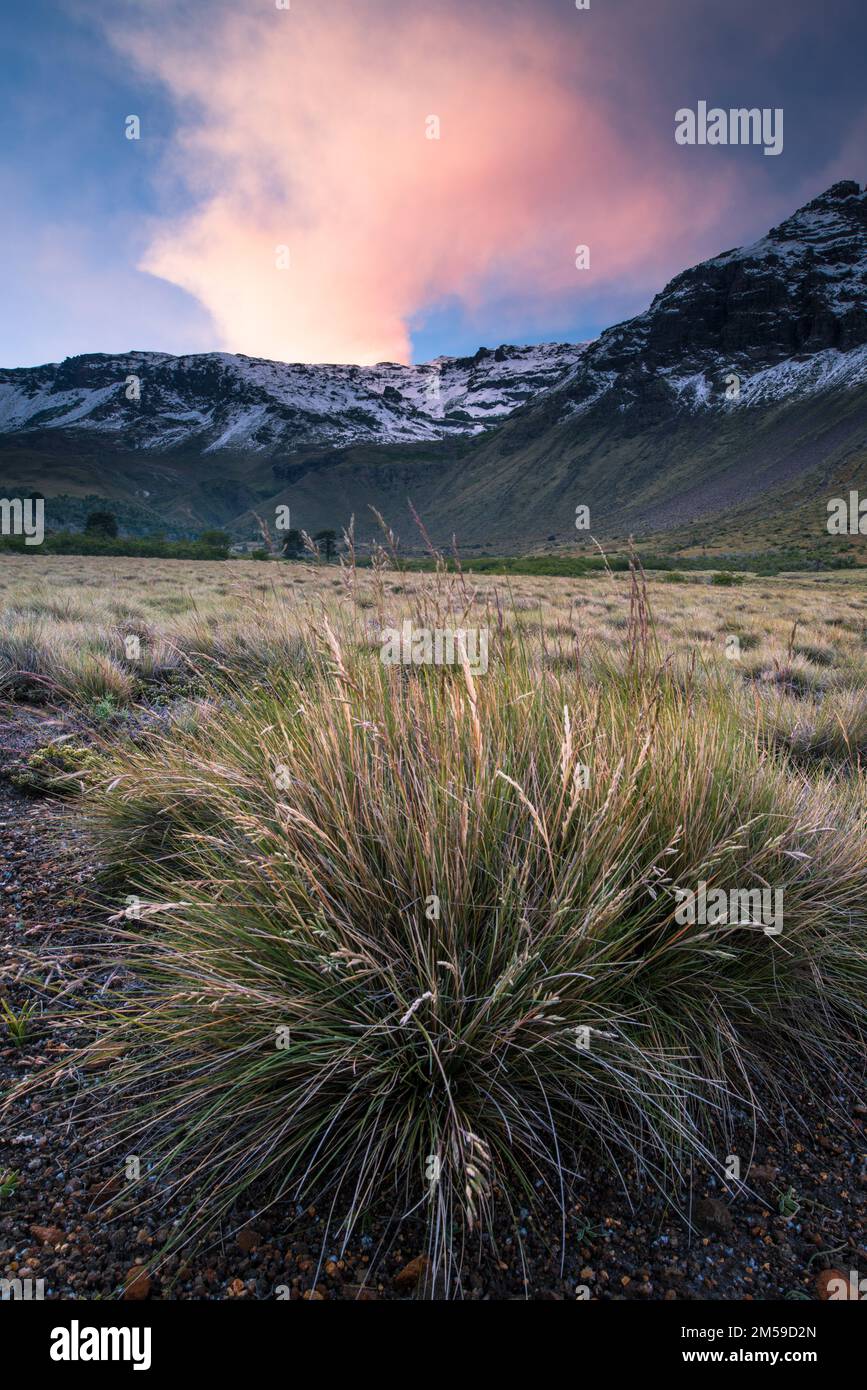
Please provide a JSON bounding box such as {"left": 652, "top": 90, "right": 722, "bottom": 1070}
{"left": 1, "top": 551, "right": 866, "bottom": 1300}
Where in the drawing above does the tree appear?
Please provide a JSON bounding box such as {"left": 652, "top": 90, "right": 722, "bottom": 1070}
{"left": 84, "top": 509, "right": 118, "bottom": 539}
{"left": 199, "top": 529, "right": 231, "bottom": 552}
{"left": 314, "top": 528, "right": 338, "bottom": 562}
{"left": 280, "top": 528, "right": 305, "bottom": 559}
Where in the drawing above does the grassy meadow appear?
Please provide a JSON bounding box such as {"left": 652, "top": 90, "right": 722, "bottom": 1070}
{"left": 1, "top": 549, "right": 866, "bottom": 1295}
{"left": 4, "top": 551, "right": 867, "bottom": 762}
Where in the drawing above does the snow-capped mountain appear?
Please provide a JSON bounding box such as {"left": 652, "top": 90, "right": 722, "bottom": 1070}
{"left": 2, "top": 182, "right": 864, "bottom": 458}
{"left": 556, "top": 179, "right": 867, "bottom": 421}
{"left": 0, "top": 342, "right": 587, "bottom": 454}
{"left": 419, "top": 180, "right": 867, "bottom": 549}
{"left": 2, "top": 181, "right": 866, "bottom": 551}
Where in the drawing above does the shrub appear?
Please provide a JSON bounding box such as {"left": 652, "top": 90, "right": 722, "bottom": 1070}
{"left": 84, "top": 510, "right": 119, "bottom": 539}
{"left": 82, "top": 619, "right": 867, "bottom": 1286}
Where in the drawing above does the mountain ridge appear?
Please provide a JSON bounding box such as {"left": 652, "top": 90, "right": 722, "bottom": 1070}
{"left": 2, "top": 180, "right": 866, "bottom": 552}
{"left": 0, "top": 342, "right": 588, "bottom": 455}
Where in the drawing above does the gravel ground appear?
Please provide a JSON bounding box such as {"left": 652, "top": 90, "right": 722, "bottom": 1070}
{"left": 1, "top": 703, "right": 865, "bottom": 1301}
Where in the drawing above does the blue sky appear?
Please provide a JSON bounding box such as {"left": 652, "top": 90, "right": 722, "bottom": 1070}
{"left": 1, "top": 0, "right": 865, "bottom": 368}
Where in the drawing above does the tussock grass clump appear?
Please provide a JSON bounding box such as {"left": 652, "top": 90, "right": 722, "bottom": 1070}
{"left": 750, "top": 685, "right": 867, "bottom": 765}
{"left": 84, "top": 610, "right": 867, "bottom": 1287}
{"left": 0, "top": 619, "right": 63, "bottom": 701}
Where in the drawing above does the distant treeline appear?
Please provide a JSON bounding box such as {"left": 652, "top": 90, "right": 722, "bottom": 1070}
{"left": 396, "top": 550, "right": 862, "bottom": 578}
{"left": 3, "top": 529, "right": 861, "bottom": 574}
{"left": 0, "top": 532, "right": 230, "bottom": 560}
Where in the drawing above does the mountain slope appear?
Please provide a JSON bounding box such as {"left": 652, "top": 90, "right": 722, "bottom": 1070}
{"left": 550, "top": 177, "right": 867, "bottom": 417}
{"left": 414, "top": 179, "right": 867, "bottom": 550}
{"left": 2, "top": 181, "right": 866, "bottom": 551}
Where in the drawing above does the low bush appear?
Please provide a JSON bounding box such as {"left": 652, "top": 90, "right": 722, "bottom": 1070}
{"left": 81, "top": 608, "right": 867, "bottom": 1286}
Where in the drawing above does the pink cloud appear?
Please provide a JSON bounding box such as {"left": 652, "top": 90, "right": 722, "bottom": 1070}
{"left": 107, "top": 4, "right": 735, "bottom": 365}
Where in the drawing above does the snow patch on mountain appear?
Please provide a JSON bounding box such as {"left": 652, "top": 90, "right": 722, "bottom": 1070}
{"left": 663, "top": 344, "right": 867, "bottom": 410}
{"left": 0, "top": 342, "right": 589, "bottom": 455}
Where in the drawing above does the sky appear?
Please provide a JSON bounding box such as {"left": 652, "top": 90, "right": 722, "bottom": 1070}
{"left": 1, "top": 0, "right": 865, "bottom": 369}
